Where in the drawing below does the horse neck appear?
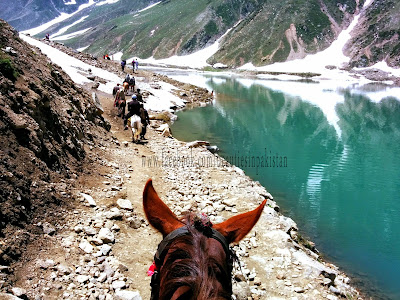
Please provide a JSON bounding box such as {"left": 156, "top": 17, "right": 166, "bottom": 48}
{"left": 157, "top": 230, "right": 232, "bottom": 300}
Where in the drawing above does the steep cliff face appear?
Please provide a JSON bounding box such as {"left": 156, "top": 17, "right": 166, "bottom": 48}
{"left": 0, "top": 19, "right": 109, "bottom": 265}
{"left": 345, "top": 0, "right": 400, "bottom": 68}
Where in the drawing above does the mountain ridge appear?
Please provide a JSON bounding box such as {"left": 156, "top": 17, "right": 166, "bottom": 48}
{"left": 1, "top": 0, "right": 399, "bottom": 69}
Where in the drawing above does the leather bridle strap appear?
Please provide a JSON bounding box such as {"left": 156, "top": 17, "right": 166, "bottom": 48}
{"left": 150, "top": 226, "right": 232, "bottom": 300}
{"left": 154, "top": 226, "right": 191, "bottom": 266}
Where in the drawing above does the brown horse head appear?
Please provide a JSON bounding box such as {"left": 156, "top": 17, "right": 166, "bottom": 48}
{"left": 143, "top": 179, "right": 267, "bottom": 300}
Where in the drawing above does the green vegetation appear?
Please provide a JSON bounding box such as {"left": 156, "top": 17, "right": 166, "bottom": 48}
{"left": 41, "top": 0, "right": 370, "bottom": 67}
{"left": 201, "top": 66, "right": 226, "bottom": 72}
{"left": 204, "top": 20, "right": 218, "bottom": 36}
{"left": 347, "top": 0, "right": 400, "bottom": 67}
{"left": 0, "top": 57, "right": 19, "bottom": 81}
{"left": 296, "top": 1, "right": 332, "bottom": 45}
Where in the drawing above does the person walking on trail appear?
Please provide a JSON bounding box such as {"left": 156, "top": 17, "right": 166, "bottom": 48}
{"left": 136, "top": 88, "right": 143, "bottom": 103}
{"left": 135, "top": 59, "right": 139, "bottom": 72}
{"left": 114, "top": 86, "right": 126, "bottom": 118}
{"left": 132, "top": 59, "right": 137, "bottom": 73}
{"left": 124, "top": 74, "right": 130, "bottom": 83}
{"left": 129, "top": 75, "right": 135, "bottom": 92}
{"left": 139, "top": 105, "right": 149, "bottom": 139}
{"left": 112, "top": 83, "right": 120, "bottom": 96}
{"left": 121, "top": 60, "right": 126, "bottom": 72}
{"left": 124, "top": 94, "right": 141, "bottom": 129}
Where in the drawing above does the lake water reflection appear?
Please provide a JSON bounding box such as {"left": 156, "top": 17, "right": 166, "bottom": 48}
{"left": 159, "top": 70, "right": 400, "bottom": 299}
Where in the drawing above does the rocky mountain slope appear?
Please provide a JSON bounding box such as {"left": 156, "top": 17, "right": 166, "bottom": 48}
{"left": 0, "top": 0, "right": 89, "bottom": 31}
{"left": 0, "top": 20, "right": 365, "bottom": 299}
{"left": 2, "top": 0, "right": 400, "bottom": 69}
{"left": 344, "top": 0, "right": 400, "bottom": 68}
{"left": 0, "top": 19, "right": 110, "bottom": 270}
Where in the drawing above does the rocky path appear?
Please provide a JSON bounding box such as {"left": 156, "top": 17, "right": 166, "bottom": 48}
{"left": 2, "top": 47, "right": 362, "bottom": 299}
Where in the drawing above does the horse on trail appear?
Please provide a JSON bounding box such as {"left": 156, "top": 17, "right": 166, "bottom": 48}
{"left": 123, "top": 82, "right": 129, "bottom": 95}
{"left": 143, "top": 179, "right": 267, "bottom": 300}
{"left": 129, "top": 115, "right": 142, "bottom": 143}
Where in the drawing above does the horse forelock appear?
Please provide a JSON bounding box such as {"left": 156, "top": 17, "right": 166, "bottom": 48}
{"left": 158, "top": 220, "right": 232, "bottom": 300}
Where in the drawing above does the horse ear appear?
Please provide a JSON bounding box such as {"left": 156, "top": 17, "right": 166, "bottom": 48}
{"left": 213, "top": 200, "right": 267, "bottom": 244}
{"left": 143, "top": 179, "right": 184, "bottom": 237}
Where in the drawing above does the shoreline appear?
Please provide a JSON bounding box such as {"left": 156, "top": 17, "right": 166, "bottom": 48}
{"left": 144, "top": 126, "right": 362, "bottom": 299}
{"left": 8, "top": 36, "right": 363, "bottom": 299}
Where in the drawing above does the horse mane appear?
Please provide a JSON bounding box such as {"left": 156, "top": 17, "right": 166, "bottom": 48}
{"left": 158, "top": 214, "right": 232, "bottom": 300}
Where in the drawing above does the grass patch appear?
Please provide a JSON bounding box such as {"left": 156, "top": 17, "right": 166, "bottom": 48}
{"left": 201, "top": 66, "right": 226, "bottom": 72}
{"left": 0, "top": 57, "right": 19, "bottom": 81}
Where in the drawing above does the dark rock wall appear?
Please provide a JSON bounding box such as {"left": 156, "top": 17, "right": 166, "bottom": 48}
{"left": 0, "top": 19, "right": 109, "bottom": 266}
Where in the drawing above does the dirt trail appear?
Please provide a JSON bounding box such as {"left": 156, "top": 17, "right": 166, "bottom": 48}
{"left": 8, "top": 84, "right": 362, "bottom": 300}
{"left": 9, "top": 86, "right": 170, "bottom": 299}
{"left": 1, "top": 27, "right": 363, "bottom": 300}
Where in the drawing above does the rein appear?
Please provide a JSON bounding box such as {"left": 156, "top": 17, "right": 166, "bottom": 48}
{"left": 150, "top": 225, "right": 233, "bottom": 300}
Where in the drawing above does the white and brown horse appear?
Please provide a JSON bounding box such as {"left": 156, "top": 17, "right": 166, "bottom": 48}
{"left": 128, "top": 115, "right": 142, "bottom": 143}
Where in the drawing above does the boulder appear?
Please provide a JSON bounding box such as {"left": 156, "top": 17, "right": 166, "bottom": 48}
{"left": 92, "top": 92, "right": 104, "bottom": 115}
{"left": 0, "top": 293, "right": 23, "bottom": 300}
{"left": 112, "top": 280, "right": 126, "bottom": 290}
{"left": 80, "top": 193, "right": 96, "bottom": 207}
{"left": 42, "top": 222, "right": 56, "bottom": 235}
{"left": 98, "top": 228, "right": 115, "bottom": 243}
{"left": 117, "top": 199, "right": 133, "bottom": 210}
{"left": 79, "top": 240, "right": 94, "bottom": 253}
{"left": 151, "top": 111, "right": 174, "bottom": 122}
{"left": 11, "top": 287, "right": 26, "bottom": 298}
{"left": 232, "top": 282, "right": 252, "bottom": 300}
{"left": 76, "top": 275, "right": 89, "bottom": 283}
{"left": 114, "top": 290, "right": 142, "bottom": 300}
{"left": 187, "top": 141, "right": 210, "bottom": 148}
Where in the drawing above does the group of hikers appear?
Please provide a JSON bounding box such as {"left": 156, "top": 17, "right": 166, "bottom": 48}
{"left": 113, "top": 75, "right": 149, "bottom": 141}
{"left": 120, "top": 58, "right": 139, "bottom": 73}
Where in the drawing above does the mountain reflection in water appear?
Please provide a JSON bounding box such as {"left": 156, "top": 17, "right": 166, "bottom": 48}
{"left": 165, "top": 73, "right": 400, "bottom": 300}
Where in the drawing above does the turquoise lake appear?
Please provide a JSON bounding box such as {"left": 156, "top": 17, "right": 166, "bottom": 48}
{"left": 161, "top": 71, "right": 400, "bottom": 299}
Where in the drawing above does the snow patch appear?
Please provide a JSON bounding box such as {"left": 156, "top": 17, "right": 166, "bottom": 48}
{"left": 21, "top": 34, "right": 185, "bottom": 112}
{"left": 113, "top": 52, "right": 123, "bottom": 61}
{"left": 22, "top": 0, "right": 95, "bottom": 36}
{"left": 140, "top": 25, "right": 233, "bottom": 69}
{"left": 96, "top": 0, "right": 120, "bottom": 6}
{"left": 138, "top": 2, "right": 161, "bottom": 13}
{"left": 51, "top": 16, "right": 89, "bottom": 39}
{"left": 52, "top": 28, "right": 92, "bottom": 41}
{"left": 77, "top": 45, "right": 90, "bottom": 52}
